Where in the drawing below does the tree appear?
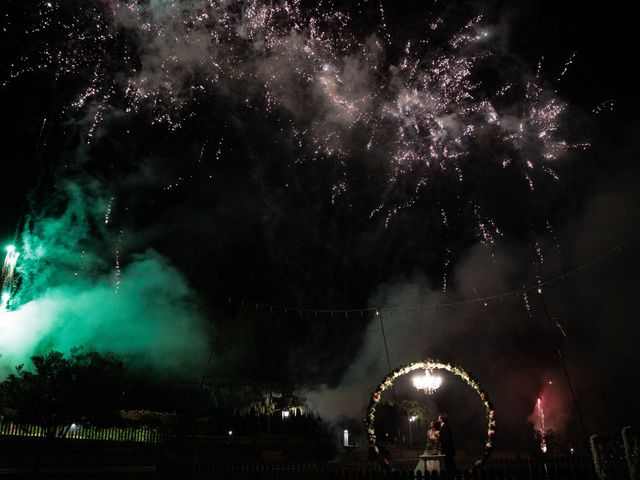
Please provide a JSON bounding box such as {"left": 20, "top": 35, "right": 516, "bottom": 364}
{"left": 0, "top": 348, "right": 125, "bottom": 439}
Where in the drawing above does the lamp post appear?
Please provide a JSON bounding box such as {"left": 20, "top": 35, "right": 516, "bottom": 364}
{"left": 408, "top": 415, "right": 417, "bottom": 446}
{"left": 281, "top": 409, "right": 290, "bottom": 442}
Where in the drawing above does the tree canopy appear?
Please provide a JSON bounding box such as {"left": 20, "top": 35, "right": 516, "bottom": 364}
{"left": 0, "top": 348, "right": 125, "bottom": 439}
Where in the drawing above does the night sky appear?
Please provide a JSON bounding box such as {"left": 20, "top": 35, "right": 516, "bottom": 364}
{"left": 1, "top": 0, "right": 639, "bottom": 453}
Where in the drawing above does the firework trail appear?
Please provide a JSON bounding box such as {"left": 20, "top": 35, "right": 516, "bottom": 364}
{"left": 1, "top": 245, "right": 20, "bottom": 312}
{"left": 534, "top": 396, "right": 548, "bottom": 453}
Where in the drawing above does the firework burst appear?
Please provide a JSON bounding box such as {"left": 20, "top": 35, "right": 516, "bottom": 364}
{"left": 3, "top": 0, "right": 587, "bottom": 289}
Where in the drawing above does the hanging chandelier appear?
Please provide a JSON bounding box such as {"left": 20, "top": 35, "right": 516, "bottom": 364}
{"left": 412, "top": 369, "right": 442, "bottom": 394}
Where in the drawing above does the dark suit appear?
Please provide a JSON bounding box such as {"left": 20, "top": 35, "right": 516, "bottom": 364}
{"left": 439, "top": 421, "right": 456, "bottom": 475}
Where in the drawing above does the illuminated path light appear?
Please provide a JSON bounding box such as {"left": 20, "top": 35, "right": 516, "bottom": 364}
{"left": 366, "top": 359, "right": 496, "bottom": 471}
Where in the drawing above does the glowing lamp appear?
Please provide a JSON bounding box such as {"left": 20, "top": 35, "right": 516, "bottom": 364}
{"left": 412, "top": 370, "right": 442, "bottom": 395}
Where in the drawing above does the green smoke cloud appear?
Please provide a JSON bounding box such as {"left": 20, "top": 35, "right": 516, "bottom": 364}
{"left": 0, "top": 181, "right": 209, "bottom": 378}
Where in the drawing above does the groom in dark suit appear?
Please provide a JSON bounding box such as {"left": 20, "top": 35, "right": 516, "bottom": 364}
{"left": 438, "top": 414, "right": 456, "bottom": 476}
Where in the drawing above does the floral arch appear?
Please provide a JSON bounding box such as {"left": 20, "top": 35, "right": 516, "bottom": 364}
{"left": 365, "top": 359, "right": 496, "bottom": 470}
